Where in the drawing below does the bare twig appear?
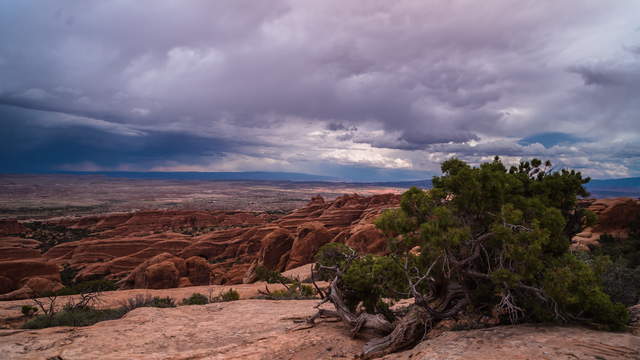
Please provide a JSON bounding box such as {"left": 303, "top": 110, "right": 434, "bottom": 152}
{"left": 310, "top": 266, "right": 325, "bottom": 299}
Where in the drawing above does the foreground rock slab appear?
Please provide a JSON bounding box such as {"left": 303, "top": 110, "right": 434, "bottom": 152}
{"left": 0, "top": 299, "right": 366, "bottom": 360}
{"left": 1, "top": 298, "right": 638, "bottom": 360}
{"left": 386, "top": 325, "right": 640, "bottom": 360}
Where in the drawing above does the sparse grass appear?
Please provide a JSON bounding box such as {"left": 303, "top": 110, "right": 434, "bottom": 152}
{"left": 120, "top": 294, "right": 177, "bottom": 311}
{"left": 254, "top": 282, "right": 316, "bottom": 300}
{"left": 182, "top": 289, "right": 240, "bottom": 305}
{"left": 22, "top": 307, "right": 127, "bottom": 329}
{"left": 181, "top": 293, "right": 209, "bottom": 305}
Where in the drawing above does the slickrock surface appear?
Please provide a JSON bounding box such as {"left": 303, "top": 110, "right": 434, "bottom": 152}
{"left": 0, "top": 194, "right": 399, "bottom": 299}
{"left": 0, "top": 282, "right": 292, "bottom": 321}
{"left": 384, "top": 325, "right": 640, "bottom": 360}
{"left": 0, "top": 299, "right": 364, "bottom": 360}
{"left": 0, "top": 298, "right": 637, "bottom": 360}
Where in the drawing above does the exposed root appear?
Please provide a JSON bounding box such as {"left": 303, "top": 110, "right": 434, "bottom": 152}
{"left": 361, "top": 306, "right": 432, "bottom": 359}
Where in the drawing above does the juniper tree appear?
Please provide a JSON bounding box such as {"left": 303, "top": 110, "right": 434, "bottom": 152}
{"left": 309, "top": 157, "right": 628, "bottom": 359}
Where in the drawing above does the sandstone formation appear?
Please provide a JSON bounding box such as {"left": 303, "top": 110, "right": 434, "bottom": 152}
{"left": 3, "top": 195, "right": 635, "bottom": 300}
{"left": 571, "top": 198, "right": 640, "bottom": 250}
{"left": 0, "top": 220, "right": 28, "bottom": 236}
{"left": 630, "top": 304, "right": 640, "bottom": 336}
{"left": 0, "top": 259, "right": 62, "bottom": 300}
{"left": 0, "top": 194, "right": 399, "bottom": 298}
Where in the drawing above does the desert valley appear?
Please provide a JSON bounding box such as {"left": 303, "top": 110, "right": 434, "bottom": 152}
{"left": 0, "top": 175, "right": 639, "bottom": 359}
{"left": 3, "top": 1, "right": 640, "bottom": 359}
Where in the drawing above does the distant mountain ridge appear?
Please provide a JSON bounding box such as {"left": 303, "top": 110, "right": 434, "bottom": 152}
{"left": 53, "top": 171, "right": 341, "bottom": 182}
{"left": 370, "top": 177, "right": 640, "bottom": 198}
{"left": 585, "top": 177, "right": 640, "bottom": 198}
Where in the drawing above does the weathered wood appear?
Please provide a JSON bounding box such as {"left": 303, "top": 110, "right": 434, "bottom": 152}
{"left": 362, "top": 305, "right": 432, "bottom": 359}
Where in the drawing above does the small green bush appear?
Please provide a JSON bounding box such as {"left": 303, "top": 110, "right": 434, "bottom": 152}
{"left": 22, "top": 307, "right": 127, "bottom": 329}
{"left": 21, "top": 305, "right": 38, "bottom": 317}
{"left": 149, "top": 296, "right": 177, "bottom": 308}
{"left": 121, "top": 294, "right": 177, "bottom": 311}
{"left": 218, "top": 288, "right": 240, "bottom": 302}
{"left": 254, "top": 265, "right": 291, "bottom": 284}
{"left": 181, "top": 293, "right": 209, "bottom": 305}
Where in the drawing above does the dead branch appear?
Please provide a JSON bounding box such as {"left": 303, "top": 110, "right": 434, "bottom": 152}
{"left": 257, "top": 284, "right": 272, "bottom": 296}
{"left": 31, "top": 294, "right": 58, "bottom": 319}
{"left": 310, "top": 265, "right": 325, "bottom": 299}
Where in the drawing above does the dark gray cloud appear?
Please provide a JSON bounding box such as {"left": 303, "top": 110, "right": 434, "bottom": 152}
{"left": 0, "top": 1, "right": 639, "bottom": 178}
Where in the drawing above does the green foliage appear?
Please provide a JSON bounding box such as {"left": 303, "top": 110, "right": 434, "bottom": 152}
{"left": 22, "top": 307, "right": 127, "bottom": 329}
{"left": 315, "top": 243, "right": 407, "bottom": 319}
{"left": 21, "top": 305, "right": 38, "bottom": 317}
{"left": 362, "top": 157, "right": 626, "bottom": 330}
{"left": 541, "top": 254, "right": 628, "bottom": 329}
{"left": 600, "top": 261, "right": 640, "bottom": 307}
{"left": 587, "top": 218, "right": 640, "bottom": 306}
{"left": 583, "top": 209, "right": 598, "bottom": 227}
{"left": 314, "top": 242, "right": 353, "bottom": 281}
{"left": 254, "top": 265, "right": 291, "bottom": 284}
{"left": 341, "top": 255, "right": 406, "bottom": 315}
{"left": 181, "top": 292, "right": 209, "bottom": 305}
{"left": 592, "top": 231, "right": 640, "bottom": 269}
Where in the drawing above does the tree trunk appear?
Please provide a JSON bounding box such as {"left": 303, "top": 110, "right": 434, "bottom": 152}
{"left": 361, "top": 305, "right": 432, "bottom": 359}
{"left": 322, "top": 274, "right": 395, "bottom": 335}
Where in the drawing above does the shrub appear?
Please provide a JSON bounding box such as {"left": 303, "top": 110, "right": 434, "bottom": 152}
{"left": 587, "top": 217, "right": 640, "bottom": 306}
{"left": 341, "top": 254, "right": 406, "bottom": 317}
{"left": 22, "top": 307, "right": 127, "bottom": 329}
{"left": 121, "top": 294, "right": 177, "bottom": 311}
{"left": 314, "top": 242, "right": 353, "bottom": 281}
{"left": 600, "top": 262, "right": 640, "bottom": 306}
{"left": 254, "top": 265, "right": 291, "bottom": 284}
{"left": 181, "top": 293, "right": 209, "bottom": 305}
{"left": 21, "top": 305, "right": 38, "bottom": 317}
{"left": 319, "top": 157, "right": 629, "bottom": 333}
{"left": 254, "top": 281, "right": 316, "bottom": 300}
{"left": 51, "top": 279, "right": 119, "bottom": 296}
{"left": 149, "top": 296, "right": 177, "bottom": 308}
{"left": 218, "top": 288, "right": 240, "bottom": 302}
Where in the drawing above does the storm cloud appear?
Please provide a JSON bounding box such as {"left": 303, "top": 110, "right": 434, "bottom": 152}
{"left": 1, "top": 1, "right": 639, "bottom": 179}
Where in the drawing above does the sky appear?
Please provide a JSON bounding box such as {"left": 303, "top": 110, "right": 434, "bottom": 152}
{"left": 1, "top": 1, "right": 639, "bottom": 181}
